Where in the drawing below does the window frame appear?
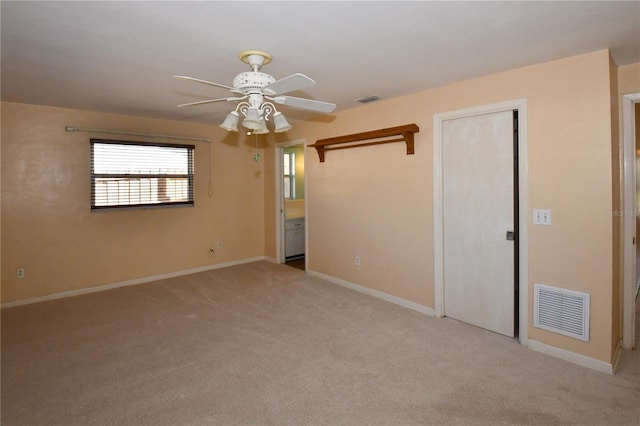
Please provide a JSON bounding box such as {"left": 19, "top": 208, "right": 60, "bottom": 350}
{"left": 90, "top": 139, "right": 195, "bottom": 211}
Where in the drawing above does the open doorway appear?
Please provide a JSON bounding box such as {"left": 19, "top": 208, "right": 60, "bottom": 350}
{"left": 635, "top": 102, "right": 640, "bottom": 349}
{"left": 275, "top": 140, "right": 307, "bottom": 271}
{"left": 622, "top": 93, "right": 640, "bottom": 349}
{"left": 635, "top": 102, "right": 640, "bottom": 295}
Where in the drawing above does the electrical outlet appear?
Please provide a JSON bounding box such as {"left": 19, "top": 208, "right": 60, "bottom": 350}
{"left": 16, "top": 267, "right": 25, "bottom": 279}
{"left": 533, "top": 209, "right": 552, "bottom": 225}
{"left": 355, "top": 256, "right": 361, "bottom": 266}
{"left": 217, "top": 241, "right": 223, "bottom": 249}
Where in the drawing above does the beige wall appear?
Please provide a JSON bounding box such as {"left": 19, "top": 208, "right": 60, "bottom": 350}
{"left": 618, "top": 63, "right": 640, "bottom": 95}
{"left": 266, "top": 50, "right": 618, "bottom": 362}
{"left": 1, "top": 103, "right": 265, "bottom": 302}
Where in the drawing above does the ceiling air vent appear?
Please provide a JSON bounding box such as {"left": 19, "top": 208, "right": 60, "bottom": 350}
{"left": 355, "top": 95, "right": 383, "bottom": 104}
{"left": 534, "top": 283, "right": 590, "bottom": 341}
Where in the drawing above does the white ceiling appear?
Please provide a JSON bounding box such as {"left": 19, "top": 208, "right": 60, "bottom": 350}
{"left": 2, "top": 1, "right": 639, "bottom": 125}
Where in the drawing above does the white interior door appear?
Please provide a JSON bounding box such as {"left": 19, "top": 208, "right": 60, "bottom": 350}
{"left": 443, "top": 110, "right": 515, "bottom": 337}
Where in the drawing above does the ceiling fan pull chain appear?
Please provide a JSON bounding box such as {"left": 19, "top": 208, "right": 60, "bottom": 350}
{"left": 253, "top": 134, "right": 261, "bottom": 163}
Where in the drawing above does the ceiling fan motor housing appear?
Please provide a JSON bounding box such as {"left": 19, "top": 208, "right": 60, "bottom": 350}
{"left": 233, "top": 72, "right": 275, "bottom": 93}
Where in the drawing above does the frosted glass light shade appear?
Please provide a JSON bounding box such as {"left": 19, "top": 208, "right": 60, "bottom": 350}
{"left": 219, "top": 111, "right": 239, "bottom": 132}
{"left": 273, "top": 112, "right": 292, "bottom": 133}
{"left": 252, "top": 117, "right": 269, "bottom": 134}
{"left": 242, "top": 107, "right": 263, "bottom": 130}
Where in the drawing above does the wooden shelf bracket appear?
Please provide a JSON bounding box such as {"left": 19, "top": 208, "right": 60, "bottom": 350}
{"left": 309, "top": 124, "right": 419, "bottom": 162}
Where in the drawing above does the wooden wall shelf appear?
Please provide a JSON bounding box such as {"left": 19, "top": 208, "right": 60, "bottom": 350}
{"left": 309, "top": 124, "right": 419, "bottom": 162}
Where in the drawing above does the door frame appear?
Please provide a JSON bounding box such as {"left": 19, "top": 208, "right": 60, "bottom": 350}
{"left": 275, "top": 138, "right": 308, "bottom": 265}
{"left": 433, "top": 99, "right": 529, "bottom": 345}
{"left": 622, "top": 92, "right": 640, "bottom": 349}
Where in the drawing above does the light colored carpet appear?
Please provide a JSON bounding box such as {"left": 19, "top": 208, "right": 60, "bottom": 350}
{"left": 1, "top": 261, "right": 639, "bottom": 425}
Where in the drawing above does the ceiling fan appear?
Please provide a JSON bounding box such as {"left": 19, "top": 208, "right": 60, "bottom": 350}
{"left": 174, "top": 50, "right": 336, "bottom": 133}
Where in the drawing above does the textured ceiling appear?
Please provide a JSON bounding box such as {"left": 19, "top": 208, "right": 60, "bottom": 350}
{"left": 2, "top": 1, "right": 639, "bottom": 125}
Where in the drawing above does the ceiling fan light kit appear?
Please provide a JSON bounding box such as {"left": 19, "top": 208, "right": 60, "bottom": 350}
{"left": 273, "top": 112, "right": 292, "bottom": 133}
{"left": 242, "top": 107, "right": 263, "bottom": 130}
{"left": 175, "top": 50, "right": 335, "bottom": 134}
{"left": 251, "top": 116, "right": 270, "bottom": 135}
{"left": 219, "top": 110, "right": 240, "bottom": 132}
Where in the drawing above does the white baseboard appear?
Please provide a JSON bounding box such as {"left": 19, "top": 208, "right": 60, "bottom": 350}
{"left": 528, "top": 339, "right": 617, "bottom": 375}
{"left": 1, "top": 256, "right": 267, "bottom": 309}
{"left": 306, "top": 269, "right": 435, "bottom": 316}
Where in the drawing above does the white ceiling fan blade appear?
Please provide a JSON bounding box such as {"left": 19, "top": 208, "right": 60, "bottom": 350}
{"left": 177, "top": 96, "right": 246, "bottom": 108}
{"left": 262, "top": 73, "right": 316, "bottom": 96}
{"left": 270, "top": 95, "right": 336, "bottom": 113}
{"left": 173, "top": 75, "right": 234, "bottom": 91}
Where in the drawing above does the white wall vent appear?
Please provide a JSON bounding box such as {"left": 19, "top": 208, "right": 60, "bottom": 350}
{"left": 533, "top": 283, "right": 590, "bottom": 341}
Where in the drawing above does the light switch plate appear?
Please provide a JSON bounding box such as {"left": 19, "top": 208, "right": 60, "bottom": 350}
{"left": 533, "top": 209, "right": 552, "bottom": 225}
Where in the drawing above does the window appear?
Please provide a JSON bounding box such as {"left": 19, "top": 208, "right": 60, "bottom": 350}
{"left": 283, "top": 152, "right": 295, "bottom": 199}
{"left": 91, "top": 139, "right": 194, "bottom": 210}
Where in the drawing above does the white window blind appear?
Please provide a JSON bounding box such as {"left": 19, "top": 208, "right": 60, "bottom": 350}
{"left": 91, "top": 139, "right": 194, "bottom": 210}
